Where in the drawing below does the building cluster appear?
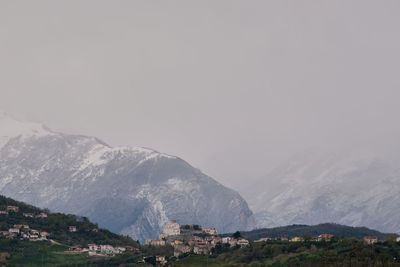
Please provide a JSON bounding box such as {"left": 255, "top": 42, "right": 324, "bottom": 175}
{"left": 0, "top": 205, "right": 51, "bottom": 241}
{"left": 363, "top": 236, "right": 378, "bottom": 244}
{"left": 254, "top": 234, "right": 396, "bottom": 245}
{"left": 0, "top": 224, "right": 50, "bottom": 241}
{"left": 255, "top": 233, "right": 335, "bottom": 243}
{"left": 69, "top": 244, "right": 138, "bottom": 256}
{"left": 0, "top": 205, "right": 48, "bottom": 219}
{"left": 146, "top": 220, "right": 250, "bottom": 257}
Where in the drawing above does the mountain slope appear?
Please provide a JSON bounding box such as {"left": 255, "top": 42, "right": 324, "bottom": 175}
{"left": 0, "top": 112, "right": 255, "bottom": 241}
{"left": 248, "top": 150, "right": 400, "bottom": 234}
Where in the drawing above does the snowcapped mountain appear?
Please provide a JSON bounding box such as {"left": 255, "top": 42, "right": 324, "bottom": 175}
{"left": 249, "top": 149, "right": 400, "bottom": 234}
{"left": 0, "top": 111, "right": 52, "bottom": 148}
{"left": 0, "top": 112, "right": 255, "bottom": 241}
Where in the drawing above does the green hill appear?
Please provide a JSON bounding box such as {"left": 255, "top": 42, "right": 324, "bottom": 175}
{"left": 0, "top": 195, "right": 138, "bottom": 247}
{"left": 0, "top": 195, "right": 150, "bottom": 266}
{"left": 226, "top": 223, "right": 396, "bottom": 241}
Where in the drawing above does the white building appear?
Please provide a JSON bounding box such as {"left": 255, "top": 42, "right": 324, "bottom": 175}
{"left": 100, "top": 244, "right": 115, "bottom": 254}
{"left": 8, "top": 228, "right": 20, "bottom": 234}
{"left": 88, "top": 244, "right": 100, "bottom": 251}
{"left": 202, "top": 227, "right": 218, "bottom": 235}
{"left": 145, "top": 239, "right": 166, "bottom": 246}
{"left": 237, "top": 238, "right": 250, "bottom": 247}
{"left": 221, "top": 237, "right": 231, "bottom": 244}
{"left": 363, "top": 236, "right": 378, "bottom": 244}
{"left": 161, "top": 220, "right": 180, "bottom": 237}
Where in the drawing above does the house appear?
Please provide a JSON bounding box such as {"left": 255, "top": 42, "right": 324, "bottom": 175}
{"left": 39, "top": 212, "right": 48, "bottom": 218}
{"left": 318, "top": 234, "right": 334, "bottom": 241}
{"left": 23, "top": 213, "right": 34, "bottom": 218}
{"left": 14, "top": 224, "right": 29, "bottom": 229}
{"left": 156, "top": 255, "right": 167, "bottom": 264}
{"left": 229, "top": 239, "right": 238, "bottom": 247}
{"left": 202, "top": 227, "right": 218, "bottom": 235}
{"left": 115, "top": 246, "right": 126, "bottom": 253}
{"left": 187, "top": 236, "right": 204, "bottom": 247}
{"left": 210, "top": 236, "right": 222, "bottom": 245}
{"left": 174, "top": 244, "right": 191, "bottom": 257}
{"left": 69, "top": 245, "right": 82, "bottom": 251}
{"left": 0, "top": 211, "right": 8, "bottom": 215}
{"left": 171, "top": 240, "right": 184, "bottom": 246}
{"left": 290, "top": 237, "right": 303, "bottom": 242}
{"left": 396, "top": 237, "right": 400, "bottom": 242}
{"left": 363, "top": 236, "right": 378, "bottom": 244}
{"left": 145, "top": 239, "right": 166, "bottom": 246}
{"left": 8, "top": 228, "right": 20, "bottom": 234}
{"left": 193, "top": 244, "right": 209, "bottom": 254}
{"left": 69, "top": 226, "right": 77, "bottom": 232}
{"left": 6, "top": 206, "right": 19, "bottom": 212}
{"left": 100, "top": 244, "right": 116, "bottom": 254}
{"left": 30, "top": 229, "right": 39, "bottom": 235}
{"left": 221, "top": 237, "right": 232, "bottom": 244}
{"left": 237, "top": 238, "right": 250, "bottom": 247}
{"left": 204, "top": 236, "right": 222, "bottom": 247}
{"left": 124, "top": 246, "right": 138, "bottom": 252}
{"left": 0, "top": 231, "right": 9, "bottom": 236}
{"left": 40, "top": 231, "right": 49, "bottom": 238}
{"left": 160, "top": 220, "right": 180, "bottom": 238}
{"left": 88, "top": 244, "right": 100, "bottom": 251}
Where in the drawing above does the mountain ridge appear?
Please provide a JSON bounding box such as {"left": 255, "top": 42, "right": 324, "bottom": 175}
{"left": 0, "top": 112, "right": 255, "bottom": 242}
{"left": 249, "top": 149, "right": 400, "bottom": 234}
{"left": 224, "top": 223, "right": 397, "bottom": 241}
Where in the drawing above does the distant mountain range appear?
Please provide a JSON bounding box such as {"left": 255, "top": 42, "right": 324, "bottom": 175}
{"left": 226, "top": 223, "right": 396, "bottom": 241}
{"left": 247, "top": 150, "right": 400, "bottom": 234}
{"left": 3, "top": 110, "right": 400, "bottom": 242}
{"left": 0, "top": 111, "right": 254, "bottom": 242}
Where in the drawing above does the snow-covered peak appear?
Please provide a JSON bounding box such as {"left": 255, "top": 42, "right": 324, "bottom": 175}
{"left": 0, "top": 111, "right": 52, "bottom": 149}
{"left": 76, "top": 144, "right": 178, "bottom": 173}
{"left": 131, "top": 146, "right": 177, "bottom": 159}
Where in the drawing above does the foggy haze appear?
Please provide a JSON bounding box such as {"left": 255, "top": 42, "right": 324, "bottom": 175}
{"left": 1, "top": 0, "right": 400, "bottom": 191}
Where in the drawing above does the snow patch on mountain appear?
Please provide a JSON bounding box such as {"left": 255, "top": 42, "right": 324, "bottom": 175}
{"left": 249, "top": 150, "right": 400, "bottom": 234}
{"left": 0, "top": 111, "right": 52, "bottom": 149}
{"left": 0, "top": 111, "right": 255, "bottom": 241}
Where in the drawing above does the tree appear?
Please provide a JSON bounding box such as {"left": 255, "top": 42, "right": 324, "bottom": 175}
{"left": 385, "top": 234, "right": 396, "bottom": 244}
{"left": 303, "top": 234, "right": 312, "bottom": 242}
{"left": 144, "top": 256, "right": 156, "bottom": 265}
{"left": 233, "top": 231, "right": 242, "bottom": 239}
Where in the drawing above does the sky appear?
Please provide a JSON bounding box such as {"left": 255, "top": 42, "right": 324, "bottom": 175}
{"left": 1, "top": 0, "right": 400, "bottom": 191}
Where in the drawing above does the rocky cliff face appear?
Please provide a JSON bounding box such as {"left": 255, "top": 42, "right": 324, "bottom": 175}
{"left": 0, "top": 112, "right": 255, "bottom": 241}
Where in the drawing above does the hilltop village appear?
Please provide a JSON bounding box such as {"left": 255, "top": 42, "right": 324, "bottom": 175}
{"left": 145, "top": 220, "right": 250, "bottom": 259}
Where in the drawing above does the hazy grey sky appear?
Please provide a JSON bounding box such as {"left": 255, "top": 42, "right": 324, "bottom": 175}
{"left": 1, "top": 1, "right": 400, "bottom": 189}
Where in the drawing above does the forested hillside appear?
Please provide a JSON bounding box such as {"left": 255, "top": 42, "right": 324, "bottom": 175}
{"left": 0, "top": 195, "right": 138, "bottom": 247}
{"left": 225, "top": 223, "right": 396, "bottom": 241}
